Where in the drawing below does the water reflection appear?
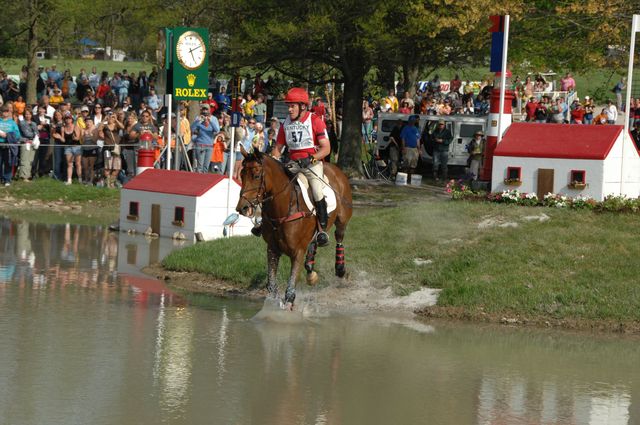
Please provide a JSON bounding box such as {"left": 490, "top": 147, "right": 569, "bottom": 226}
{"left": 0, "top": 217, "right": 638, "bottom": 425}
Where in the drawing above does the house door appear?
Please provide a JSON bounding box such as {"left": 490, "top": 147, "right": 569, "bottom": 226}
{"left": 537, "top": 169, "right": 554, "bottom": 199}
{"left": 151, "top": 204, "right": 161, "bottom": 235}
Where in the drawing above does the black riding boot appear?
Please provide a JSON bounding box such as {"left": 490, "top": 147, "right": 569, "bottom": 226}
{"left": 315, "top": 198, "right": 329, "bottom": 247}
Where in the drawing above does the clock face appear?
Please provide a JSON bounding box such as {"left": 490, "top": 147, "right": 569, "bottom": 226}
{"left": 176, "top": 31, "right": 206, "bottom": 70}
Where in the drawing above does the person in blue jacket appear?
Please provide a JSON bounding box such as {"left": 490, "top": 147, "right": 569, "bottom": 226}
{"left": 190, "top": 108, "right": 220, "bottom": 173}
{"left": 0, "top": 106, "right": 20, "bottom": 186}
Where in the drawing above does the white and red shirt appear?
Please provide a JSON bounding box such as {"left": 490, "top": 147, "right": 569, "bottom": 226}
{"left": 276, "top": 111, "right": 328, "bottom": 160}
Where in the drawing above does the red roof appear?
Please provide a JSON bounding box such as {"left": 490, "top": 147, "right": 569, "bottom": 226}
{"left": 123, "top": 169, "right": 229, "bottom": 197}
{"left": 494, "top": 123, "right": 623, "bottom": 160}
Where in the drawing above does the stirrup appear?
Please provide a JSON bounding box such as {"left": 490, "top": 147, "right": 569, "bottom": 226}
{"left": 251, "top": 225, "right": 262, "bottom": 237}
{"left": 316, "top": 231, "right": 329, "bottom": 247}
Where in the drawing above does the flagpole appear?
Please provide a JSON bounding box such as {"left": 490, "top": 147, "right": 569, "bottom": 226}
{"left": 624, "top": 15, "right": 638, "bottom": 135}
{"left": 621, "top": 14, "right": 639, "bottom": 194}
{"left": 497, "top": 15, "right": 510, "bottom": 144}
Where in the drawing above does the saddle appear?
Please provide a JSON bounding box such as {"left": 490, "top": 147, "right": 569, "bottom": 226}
{"left": 295, "top": 173, "right": 337, "bottom": 215}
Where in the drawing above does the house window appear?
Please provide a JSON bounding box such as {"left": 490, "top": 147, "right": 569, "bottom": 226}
{"left": 127, "top": 201, "right": 139, "bottom": 220}
{"left": 569, "top": 170, "right": 587, "bottom": 189}
{"left": 570, "top": 170, "right": 586, "bottom": 184}
{"left": 173, "top": 207, "right": 185, "bottom": 227}
{"left": 504, "top": 166, "right": 522, "bottom": 185}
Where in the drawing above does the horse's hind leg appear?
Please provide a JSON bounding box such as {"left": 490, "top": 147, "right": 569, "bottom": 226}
{"left": 334, "top": 221, "right": 347, "bottom": 278}
{"left": 305, "top": 241, "right": 319, "bottom": 285}
{"left": 267, "top": 247, "right": 281, "bottom": 298}
{"left": 284, "top": 251, "right": 304, "bottom": 309}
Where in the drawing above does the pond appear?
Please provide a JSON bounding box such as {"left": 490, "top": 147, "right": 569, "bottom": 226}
{"left": 0, "top": 218, "right": 638, "bottom": 425}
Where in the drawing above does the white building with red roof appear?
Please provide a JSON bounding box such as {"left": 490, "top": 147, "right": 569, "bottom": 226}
{"left": 119, "top": 169, "right": 253, "bottom": 241}
{"left": 491, "top": 123, "right": 640, "bottom": 200}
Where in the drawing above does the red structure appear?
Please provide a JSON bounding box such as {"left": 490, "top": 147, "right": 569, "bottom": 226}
{"left": 480, "top": 71, "right": 514, "bottom": 181}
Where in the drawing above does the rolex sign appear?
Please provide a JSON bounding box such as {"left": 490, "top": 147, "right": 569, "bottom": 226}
{"left": 170, "top": 27, "right": 209, "bottom": 100}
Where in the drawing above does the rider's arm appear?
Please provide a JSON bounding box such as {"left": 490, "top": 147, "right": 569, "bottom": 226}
{"left": 272, "top": 125, "right": 286, "bottom": 159}
{"left": 313, "top": 136, "right": 330, "bottom": 161}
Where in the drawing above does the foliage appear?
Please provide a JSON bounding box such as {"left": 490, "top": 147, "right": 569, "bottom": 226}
{"left": 445, "top": 179, "right": 473, "bottom": 200}
{"left": 446, "top": 186, "right": 640, "bottom": 212}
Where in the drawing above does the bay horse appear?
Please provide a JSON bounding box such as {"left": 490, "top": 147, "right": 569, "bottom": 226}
{"left": 236, "top": 149, "right": 352, "bottom": 308}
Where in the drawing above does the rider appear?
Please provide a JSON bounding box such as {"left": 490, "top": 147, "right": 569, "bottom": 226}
{"left": 251, "top": 87, "right": 332, "bottom": 247}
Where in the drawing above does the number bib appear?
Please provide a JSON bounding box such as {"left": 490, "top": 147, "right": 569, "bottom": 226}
{"left": 284, "top": 113, "right": 315, "bottom": 150}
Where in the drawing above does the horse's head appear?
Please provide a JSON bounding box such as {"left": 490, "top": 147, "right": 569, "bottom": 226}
{"left": 236, "top": 145, "right": 266, "bottom": 218}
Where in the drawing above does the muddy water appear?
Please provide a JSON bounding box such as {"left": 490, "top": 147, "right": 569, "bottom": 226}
{"left": 0, "top": 218, "right": 638, "bottom": 425}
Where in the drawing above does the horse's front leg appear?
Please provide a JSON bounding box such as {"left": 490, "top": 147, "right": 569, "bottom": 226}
{"left": 267, "top": 246, "right": 281, "bottom": 299}
{"left": 284, "top": 251, "right": 305, "bottom": 309}
{"left": 305, "top": 241, "right": 319, "bottom": 285}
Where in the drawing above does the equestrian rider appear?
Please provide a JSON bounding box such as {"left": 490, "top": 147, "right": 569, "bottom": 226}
{"left": 268, "top": 87, "right": 331, "bottom": 246}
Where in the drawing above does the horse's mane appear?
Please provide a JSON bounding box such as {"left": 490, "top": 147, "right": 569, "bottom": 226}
{"left": 243, "top": 151, "right": 287, "bottom": 175}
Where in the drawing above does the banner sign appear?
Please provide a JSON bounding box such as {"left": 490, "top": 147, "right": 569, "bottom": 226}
{"left": 170, "top": 27, "right": 209, "bottom": 101}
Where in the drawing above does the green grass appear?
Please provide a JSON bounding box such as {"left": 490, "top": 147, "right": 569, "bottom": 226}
{"left": 424, "top": 66, "right": 637, "bottom": 103}
{"left": 4, "top": 177, "right": 119, "bottom": 202}
{"left": 0, "top": 177, "right": 120, "bottom": 224}
{"left": 0, "top": 58, "right": 154, "bottom": 77}
{"left": 162, "top": 199, "right": 640, "bottom": 323}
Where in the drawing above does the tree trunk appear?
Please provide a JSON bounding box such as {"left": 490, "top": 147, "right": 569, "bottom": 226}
{"left": 337, "top": 69, "right": 364, "bottom": 176}
{"left": 25, "top": 0, "right": 39, "bottom": 105}
{"left": 379, "top": 62, "right": 395, "bottom": 93}
{"left": 403, "top": 59, "right": 420, "bottom": 98}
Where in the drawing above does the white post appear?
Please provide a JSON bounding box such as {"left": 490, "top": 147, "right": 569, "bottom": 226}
{"left": 226, "top": 126, "right": 236, "bottom": 233}
{"left": 174, "top": 103, "right": 181, "bottom": 170}
{"left": 497, "top": 15, "right": 510, "bottom": 144}
{"left": 166, "top": 95, "right": 172, "bottom": 170}
{"left": 621, "top": 15, "right": 639, "bottom": 195}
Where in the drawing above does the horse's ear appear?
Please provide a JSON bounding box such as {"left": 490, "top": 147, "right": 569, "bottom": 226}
{"left": 240, "top": 144, "right": 248, "bottom": 158}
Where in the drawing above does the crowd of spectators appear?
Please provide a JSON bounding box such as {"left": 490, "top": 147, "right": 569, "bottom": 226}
{"left": 0, "top": 65, "right": 340, "bottom": 188}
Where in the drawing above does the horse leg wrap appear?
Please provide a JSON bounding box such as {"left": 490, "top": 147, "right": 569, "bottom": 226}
{"left": 335, "top": 243, "right": 346, "bottom": 278}
{"left": 284, "top": 287, "right": 296, "bottom": 306}
{"left": 305, "top": 243, "right": 317, "bottom": 273}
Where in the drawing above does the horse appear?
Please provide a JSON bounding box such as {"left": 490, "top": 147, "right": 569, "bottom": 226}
{"left": 236, "top": 149, "right": 352, "bottom": 309}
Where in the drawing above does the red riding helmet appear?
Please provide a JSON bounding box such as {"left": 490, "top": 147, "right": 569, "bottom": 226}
{"left": 284, "top": 87, "right": 310, "bottom": 105}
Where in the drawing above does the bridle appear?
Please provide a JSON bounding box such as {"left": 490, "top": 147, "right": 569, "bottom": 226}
{"left": 239, "top": 161, "right": 267, "bottom": 211}
{"left": 239, "top": 156, "right": 298, "bottom": 216}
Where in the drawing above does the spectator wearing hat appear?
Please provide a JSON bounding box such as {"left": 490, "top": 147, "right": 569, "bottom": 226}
{"left": 467, "top": 130, "right": 485, "bottom": 180}
{"left": 50, "top": 87, "right": 64, "bottom": 106}
{"left": 431, "top": 119, "right": 453, "bottom": 182}
{"left": 570, "top": 100, "right": 585, "bottom": 124}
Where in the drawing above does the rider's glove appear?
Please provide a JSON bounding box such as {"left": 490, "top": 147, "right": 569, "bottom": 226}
{"left": 297, "top": 155, "right": 316, "bottom": 168}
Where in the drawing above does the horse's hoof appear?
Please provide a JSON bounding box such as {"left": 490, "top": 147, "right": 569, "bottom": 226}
{"left": 306, "top": 271, "right": 319, "bottom": 286}
{"left": 335, "top": 265, "right": 346, "bottom": 278}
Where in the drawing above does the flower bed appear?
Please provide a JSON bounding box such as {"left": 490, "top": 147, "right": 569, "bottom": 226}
{"left": 445, "top": 180, "right": 640, "bottom": 212}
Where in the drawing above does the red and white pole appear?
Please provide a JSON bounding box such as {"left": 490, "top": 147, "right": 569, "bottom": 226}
{"left": 480, "top": 71, "right": 514, "bottom": 181}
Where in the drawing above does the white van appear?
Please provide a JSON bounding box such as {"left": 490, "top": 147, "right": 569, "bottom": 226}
{"left": 375, "top": 113, "right": 487, "bottom": 166}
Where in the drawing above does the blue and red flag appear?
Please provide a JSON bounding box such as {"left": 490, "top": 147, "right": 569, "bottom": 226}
{"left": 489, "top": 15, "right": 505, "bottom": 72}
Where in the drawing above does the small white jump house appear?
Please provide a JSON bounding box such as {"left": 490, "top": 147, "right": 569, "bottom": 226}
{"left": 119, "top": 169, "right": 253, "bottom": 241}
{"left": 491, "top": 123, "right": 640, "bottom": 201}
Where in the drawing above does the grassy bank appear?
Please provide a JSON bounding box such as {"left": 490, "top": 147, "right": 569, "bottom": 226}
{"left": 0, "top": 58, "right": 153, "bottom": 77}
{"left": 0, "top": 177, "right": 120, "bottom": 224}
{"left": 162, "top": 195, "right": 640, "bottom": 330}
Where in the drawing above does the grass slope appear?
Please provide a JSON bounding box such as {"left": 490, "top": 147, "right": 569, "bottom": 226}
{"left": 161, "top": 198, "right": 640, "bottom": 324}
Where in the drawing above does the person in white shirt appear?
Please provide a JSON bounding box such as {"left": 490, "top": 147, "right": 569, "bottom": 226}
{"left": 606, "top": 100, "right": 618, "bottom": 124}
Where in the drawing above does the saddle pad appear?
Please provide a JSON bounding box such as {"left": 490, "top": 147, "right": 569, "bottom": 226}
{"left": 296, "top": 174, "right": 337, "bottom": 215}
